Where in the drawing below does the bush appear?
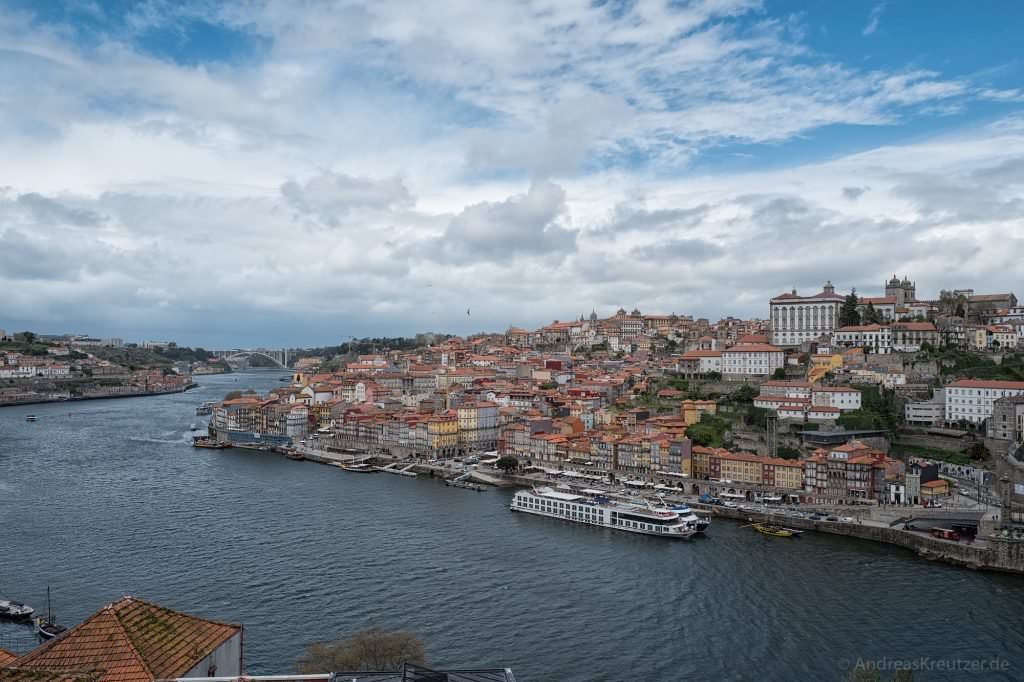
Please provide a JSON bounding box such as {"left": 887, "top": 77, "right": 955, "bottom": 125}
{"left": 296, "top": 628, "right": 427, "bottom": 673}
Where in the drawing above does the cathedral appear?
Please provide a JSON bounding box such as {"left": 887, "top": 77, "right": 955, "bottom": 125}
{"left": 884, "top": 275, "right": 916, "bottom": 305}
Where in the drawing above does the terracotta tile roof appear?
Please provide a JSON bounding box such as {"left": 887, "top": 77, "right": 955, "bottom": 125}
{"left": 948, "top": 379, "right": 1024, "bottom": 390}
{"left": 0, "top": 670, "right": 103, "bottom": 682}
{"left": 0, "top": 650, "right": 17, "bottom": 666}
{"left": 12, "top": 597, "right": 240, "bottom": 682}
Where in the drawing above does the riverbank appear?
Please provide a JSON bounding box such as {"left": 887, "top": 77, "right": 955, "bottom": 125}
{"left": 260, "top": 442, "right": 1024, "bottom": 575}
{"left": 0, "top": 383, "right": 195, "bottom": 408}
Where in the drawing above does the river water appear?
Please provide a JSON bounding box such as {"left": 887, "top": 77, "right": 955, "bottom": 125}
{"left": 1, "top": 372, "right": 1022, "bottom": 681}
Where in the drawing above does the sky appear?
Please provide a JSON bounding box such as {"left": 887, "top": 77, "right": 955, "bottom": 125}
{"left": 1, "top": 0, "right": 1023, "bottom": 348}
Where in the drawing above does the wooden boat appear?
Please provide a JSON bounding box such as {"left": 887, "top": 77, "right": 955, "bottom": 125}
{"left": 285, "top": 451, "right": 305, "bottom": 461}
{"left": 35, "top": 587, "right": 66, "bottom": 639}
{"left": 752, "top": 523, "right": 795, "bottom": 538}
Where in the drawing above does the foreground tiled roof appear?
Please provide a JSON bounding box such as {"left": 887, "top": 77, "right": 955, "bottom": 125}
{"left": 12, "top": 597, "right": 240, "bottom": 682}
{"left": 0, "top": 669, "right": 103, "bottom": 682}
{"left": 0, "top": 650, "right": 17, "bottom": 667}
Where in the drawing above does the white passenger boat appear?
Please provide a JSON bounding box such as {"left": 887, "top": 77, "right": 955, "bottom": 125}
{"left": 510, "top": 487, "right": 696, "bottom": 539}
{"left": 670, "top": 503, "right": 711, "bottom": 534}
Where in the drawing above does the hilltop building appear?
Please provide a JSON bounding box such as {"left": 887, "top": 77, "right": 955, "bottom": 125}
{"left": 769, "top": 281, "right": 844, "bottom": 347}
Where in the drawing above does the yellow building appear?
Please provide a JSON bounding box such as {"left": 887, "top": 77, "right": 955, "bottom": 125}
{"left": 428, "top": 411, "right": 458, "bottom": 456}
{"left": 808, "top": 353, "right": 843, "bottom": 383}
{"left": 681, "top": 400, "right": 717, "bottom": 426}
{"left": 921, "top": 479, "right": 950, "bottom": 499}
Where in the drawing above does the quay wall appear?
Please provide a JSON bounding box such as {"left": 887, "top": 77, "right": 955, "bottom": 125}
{"left": 0, "top": 384, "right": 193, "bottom": 408}
{"left": 711, "top": 507, "right": 1024, "bottom": 575}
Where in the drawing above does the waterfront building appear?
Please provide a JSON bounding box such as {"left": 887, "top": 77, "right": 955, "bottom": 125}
{"left": 944, "top": 379, "right": 1024, "bottom": 425}
{"left": 769, "top": 281, "right": 844, "bottom": 347}
{"left": 803, "top": 441, "right": 901, "bottom": 504}
{"left": 2, "top": 596, "right": 242, "bottom": 682}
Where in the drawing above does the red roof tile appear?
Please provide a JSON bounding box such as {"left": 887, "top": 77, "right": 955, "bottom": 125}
{"left": 0, "top": 650, "right": 17, "bottom": 667}
{"left": 12, "top": 597, "right": 240, "bottom": 682}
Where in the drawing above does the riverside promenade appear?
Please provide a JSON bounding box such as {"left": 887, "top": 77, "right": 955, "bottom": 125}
{"left": 245, "top": 439, "right": 1024, "bottom": 575}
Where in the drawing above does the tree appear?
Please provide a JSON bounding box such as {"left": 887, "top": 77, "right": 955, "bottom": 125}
{"left": 496, "top": 455, "right": 519, "bottom": 473}
{"left": 965, "top": 442, "right": 990, "bottom": 461}
{"left": 772, "top": 367, "right": 787, "bottom": 379}
{"left": 731, "top": 384, "right": 758, "bottom": 403}
{"left": 296, "top": 627, "right": 427, "bottom": 673}
{"left": 839, "top": 291, "right": 861, "bottom": 327}
{"left": 14, "top": 331, "right": 37, "bottom": 343}
{"left": 862, "top": 302, "right": 882, "bottom": 325}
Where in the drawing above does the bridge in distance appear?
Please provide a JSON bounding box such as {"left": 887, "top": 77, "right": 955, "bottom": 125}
{"left": 211, "top": 348, "right": 290, "bottom": 369}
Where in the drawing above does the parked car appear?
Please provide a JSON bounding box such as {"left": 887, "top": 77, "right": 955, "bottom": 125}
{"left": 839, "top": 516, "right": 854, "bottom": 523}
{"left": 825, "top": 515, "right": 839, "bottom": 522}
{"left": 723, "top": 501, "right": 738, "bottom": 509}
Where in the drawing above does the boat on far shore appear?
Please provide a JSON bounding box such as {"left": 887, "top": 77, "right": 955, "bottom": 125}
{"left": 339, "top": 462, "right": 376, "bottom": 473}
{"left": 750, "top": 522, "right": 796, "bottom": 538}
{"left": 192, "top": 436, "right": 230, "bottom": 449}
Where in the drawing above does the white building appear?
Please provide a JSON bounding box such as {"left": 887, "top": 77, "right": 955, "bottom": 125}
{"left": 810, "top": 386, "right": 862, "bottom": 410}
{"left": 944, "top": 379, "right": 1024, "bottom": 424}
{"left": 678, "top": 349, "right": 722, "bottom": 374}
{"left": 721, "top": 343, "right": 784, "bottom": 378}
{"left": 769, "top": 281, "right": 844, "bottom": 347}
{"left": 905, "top": 390, "right": 945, "bottom": 426}
{"left": 834, "top": 324, "right": 892, "bottom": 354}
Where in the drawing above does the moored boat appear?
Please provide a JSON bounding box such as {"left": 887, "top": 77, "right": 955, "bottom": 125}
{"left": 670, "top": 503, "right": 711, "bottom": 534}
{"left": 35, "top": 587, "right": 66, "bottom": 639}
{"left": 339, "top": 462, "right": 376, "bottom": 473}
{"left": 285, "top": 450, "right": 305, "bottom": 461}
{"left": 0, "top": 598, "right": 35, "bottom": 621}
{"left": 511, "top": 487, "right": 696, "bottom": 539}
{"left": 192, "top": 437, "right": 230, "bottom": 449}
{"left": 25, "top": 415, "right": 37, "bottom": 422}
{"left": 751, "top": 523, "right": 796, "bottom": 538}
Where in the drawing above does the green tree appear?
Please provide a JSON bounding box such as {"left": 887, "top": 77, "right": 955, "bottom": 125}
{"left": 296, "top": 628, "right": 427, "bottom": 673}
{"left": 862, "top": 302, "right": 882, "bottom": 324}
{"left": 14, "top": 331, "right": 37, "bottom": 343}
{"left": 731, "top": 384, "right": 758, "bottom": 403}
{"left": 839, "top": 291, "right": 861, "bottom": 327}
{"left": 772, "top": 367, "right": 787, "bottom": 379}
{"left": 965, "top": 442, "right": 990, "bottom": 461}
{"left": 496, "top": 455, "right": 519, "bottom": 473}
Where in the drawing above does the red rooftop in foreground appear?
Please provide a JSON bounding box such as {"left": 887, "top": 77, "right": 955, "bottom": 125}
{"left": 2, "top": 597, "right": 242, "bottom": 682}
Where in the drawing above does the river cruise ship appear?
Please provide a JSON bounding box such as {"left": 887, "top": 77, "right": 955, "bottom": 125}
{"left": 510, "top": 487, "right": 696, "bottom": 539}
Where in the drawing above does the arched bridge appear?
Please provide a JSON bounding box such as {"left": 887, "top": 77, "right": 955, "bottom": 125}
{"left": 211, "top": 348, "right": 290, "bottom": 369}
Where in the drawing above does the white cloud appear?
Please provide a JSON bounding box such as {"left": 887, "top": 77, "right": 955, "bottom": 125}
{"left": 0, "top": 2, "right": 1021, "bottom": 344}
{"left": 863, "top": 3, "right": 886, "bottom": 36}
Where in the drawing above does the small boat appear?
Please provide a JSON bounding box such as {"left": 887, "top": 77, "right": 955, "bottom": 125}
{"left": 35, "top": 587, "right": 66, "bottom": 639}
{"left": 285, "top": 451, "right": 305, "bottom": 461}
{"left": 0, "top": 598, "right": 35, "bottom": 621}
{"left": 751, "top": 523, "right": 796, "bottom": 538}
{"left": 25, "top": 415, "right": 37, "bottom": 422}
{"left": 339, "top": 463, "right": 376, "bottom": 473}
{"left": 191, "top": 437, "right": 230, "bottom": 449}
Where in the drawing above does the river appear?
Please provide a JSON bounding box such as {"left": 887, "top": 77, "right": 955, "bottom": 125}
{"left": 1, "top": 371, "right": 1021, "bottom": 681}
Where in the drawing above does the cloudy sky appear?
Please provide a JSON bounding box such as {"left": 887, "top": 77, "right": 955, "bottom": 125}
{"left": 2, "top": 0, "right": 1023, "bottom": 348}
